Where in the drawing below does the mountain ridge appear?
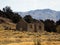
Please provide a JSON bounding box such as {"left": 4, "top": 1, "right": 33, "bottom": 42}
{"left": 18, "top": 9, "right": 60, "bottom": 21}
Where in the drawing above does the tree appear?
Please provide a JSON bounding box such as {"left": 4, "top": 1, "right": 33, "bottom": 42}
{"left": 44, "top": 19, "right": 56, "bottom": 32}
{"left": 2, "top": 6, "right": 14, "bottom": 19}
{"left": 3, "top": 6, "right": 12, "bottom": 13}
{"left": 2, "top": 6, "right": 22, "bottom": 23}
{"left": 56, "top": 20, "right": 60, "bottom": 25}
{"left": 56, "top": 20, "right": 60, "bottom": 33}
{"left": 12, "top": 13, "right": 22, "bottom": 23}
{"left": 0, "top": 10, "right": 6, "bottom": 17}
{"left": 39, "top": 19, "right": 44, "bottom": 23}
{"left": 24, "top": 15, "right": 33, "bottom": 23}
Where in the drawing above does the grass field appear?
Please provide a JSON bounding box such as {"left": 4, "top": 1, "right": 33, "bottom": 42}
{"left": 0, "top": 30, "right": 60, "bottom": 45}
{"left": 0, "top": 19, "right": 60, "bottom": 45}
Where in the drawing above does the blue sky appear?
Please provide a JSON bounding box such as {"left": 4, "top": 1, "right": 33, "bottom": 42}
{"left": 0, "top": 0, "right": 60, "bottom": 12}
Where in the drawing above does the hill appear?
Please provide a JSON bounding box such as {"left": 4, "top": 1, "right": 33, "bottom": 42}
{"left": 0, "top": 17, "right": 16, "bottom": 30}
{"left": 19, "top": 9, "right": 60, "bottom": 21}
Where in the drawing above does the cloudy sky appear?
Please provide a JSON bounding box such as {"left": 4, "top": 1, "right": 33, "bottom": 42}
{"left": 0, "top": 0, "right": 60, "bottom": 12}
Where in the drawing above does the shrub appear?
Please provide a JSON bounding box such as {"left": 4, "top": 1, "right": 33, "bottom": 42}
{"left": 34, "top": 39, "right": 41, "bottom": 45}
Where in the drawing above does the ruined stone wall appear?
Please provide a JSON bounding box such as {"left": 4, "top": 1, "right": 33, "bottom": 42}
{"left": 27, "top": 23, "right": 35, "bottom": 32}
{"left": 16, "top": 19, "right": 44, "bottom": 32}
{"left": 16, "top": 19, "right": 28, "bottom": 31}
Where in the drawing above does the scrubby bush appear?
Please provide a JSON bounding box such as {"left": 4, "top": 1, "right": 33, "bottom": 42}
{"left": 44, "top": 19, "right": 56, "bottom": 32}
{"left": 24, "top": 15, "right": 33, "bottom": 23}
{"left": 0, "top": 6, "right": 22, "bottom": 23}
{"left": 56, "top": 25, "right": 60, "bottom": 33}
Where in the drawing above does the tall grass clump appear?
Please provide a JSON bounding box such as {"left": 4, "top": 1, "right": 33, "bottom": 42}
{"left": 34, "top": 38, "right": 41, "bottom": 45}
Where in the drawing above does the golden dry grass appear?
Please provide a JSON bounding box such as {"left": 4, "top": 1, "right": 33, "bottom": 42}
{"left": 0, "top": 30, "right": 60, "bottom": 45}
{"left": 0, "top": 21, "right": 60, "bottom": 45}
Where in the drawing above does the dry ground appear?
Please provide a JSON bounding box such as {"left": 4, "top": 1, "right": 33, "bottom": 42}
{"left": 0, "top": 17, "right": 60, "bottom": 45}
{"left": 0, "top": 30, "right": 60, "bottom": 45}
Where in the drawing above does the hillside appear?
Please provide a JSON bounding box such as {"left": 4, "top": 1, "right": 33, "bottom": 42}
{"left": 0, "top": 17, "right": 59, "bottom": 45}
{"left": 0, "top": 17, "right": 60, "bottom": 45}
{"left": 19, "top": 9, "right": 60, "bottom": 21}
{"left": 0, "top": 17, "right": 16, "bottom": 30}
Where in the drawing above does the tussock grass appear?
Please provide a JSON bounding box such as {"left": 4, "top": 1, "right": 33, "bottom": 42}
{"left": 0, "top": 30, "right": 60, "bottom": 45}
